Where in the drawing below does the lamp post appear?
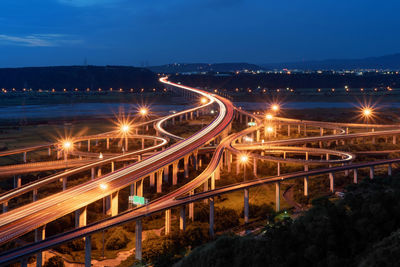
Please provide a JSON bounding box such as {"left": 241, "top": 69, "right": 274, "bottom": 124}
{"left": 240, "top": 155, "right": 249, "bottom": 182}
{"left": 100, "top": 183, "right": 108, "bottom": 259}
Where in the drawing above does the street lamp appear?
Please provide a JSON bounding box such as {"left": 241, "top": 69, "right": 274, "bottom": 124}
{"left": 139, "top": 108, "right": 148, "bottom": 116}
{"left": 99, "top": 182, "right": 108, "bottom": 259}
{"left": 240, "top": 154, "right": 249, "bottom": 182}
{"left": 271, "top": 104, "right": 280, "bottom": 112}
{"left": 265, "top": 114, "right": 273, "bottom": 120}
{"left": 119, "top": 123, "right": 131, "bottom": 152}
{"left": 200, "top": 97, "right": 208, "bottom": 104}
{"left": 62, "top": 140, "right": 73, "bottom": 161}
{"left": 99, "top": 152, "right": 103, "bottom": 159}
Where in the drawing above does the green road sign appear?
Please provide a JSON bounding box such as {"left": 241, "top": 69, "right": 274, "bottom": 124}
{"left": 129, "top": 195, "right": 148, "bottom": 205}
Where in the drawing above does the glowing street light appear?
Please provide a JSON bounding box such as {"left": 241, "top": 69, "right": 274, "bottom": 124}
{"left": 271, "top": 104, "right": 280, "bottom": 112}
{"left": 362, "top": 107, "right": 372, "bottom": 117}
{"left": 266, "top": 126, "right": 274, "bottom": 133}
{"left": 240, "top": 154, "right": 249, "bottom": 181}
{"left": 99, "top": 152, "right": 103, "bottom": 159}
{"left": 61, "top": 140, "right": 73, "bottom": 161}
{"left": 120, "top": 124, "right": 131, "bottom": 134}
{"left": 139, "top": 108, "right": 148, "bottom": 116}
{"left": 265, "top": 114, "right": 273, "bottom": 120}
{"left": 200, "top": 97, "right": 208, "bottom": 104}
{"left": 240, "top": 154, "right": 249, "bottom": 164}
{"left": 100, "top": 183, "right": 108, "bottom": 190}
{"left": 119, "top": 123, "right": 132, "bottom": 152}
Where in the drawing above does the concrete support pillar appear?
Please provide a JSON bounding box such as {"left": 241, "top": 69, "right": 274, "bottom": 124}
{"left": 91, "top": 167, "right": 95, "bottom": 180}
{"left": 157, "top": 170, "right": 163, "bottom": 193}
{"left": 320, "top": 127, "right": 324, "bottom": 136}
{"left": 393, "top": 136, "right": 397, "bottom": 145}
{"left": 111, "top": 161, "right": 115, "bottom": 172}
{"left": 304, "top": 124, "right": 307, "bottom": 136}
{"left": 329, "top": 172, "right": 334, "bottom": 192}
{"left": 189, "top": 190, "right": 194, "bottom": 221}
{"left": 388, "top": 163, "right": 393, "bottom": 176}
{"left": 369, "top": 166, "right": 374, "bottom": 179}
{"left": 141, "top": 138, "right": 145, "bottom": 150}
{"left": 304, "top": 176, "right": 309, "bottom": 196}
{"left": 287, "top": 124, "right": 291, "bottom": 137}
{"left": 75, "top": 206, "right": 87, "bottom": 228}
{"left": 277, "top": 162, "right": 281, "bottom": 176}
{"left": 48, "top": 147, "right": 51, "bottom": 156}
{"left": 2, "top": 202, "right": 8, "bottom": 213}
{"left": 150, "top": 173, "right": 155, "bottom": 187}
{"left": 106, "top": 138, "right": 109, "bottom": 150}
{"left": 165, "top": 209, "right": 171, "bottom": 235}
{"left": 304, "top": 165, "right": 309, "bottom": 172}
{"left": 136, "top": 180, "right": 143, "bottom": 197}
{"left": 33, "top": 189, "right": 38, "bottom": 202}
{"left": 180, "top": 206, "right": 186, "bottom": 231}
{"left": 171, "top": 162, "right": 178, "bottom": 185}
{"left": 372, "top": 136, "right": 376, "bottom": 144}
{"left": 16, "top": 176, "right": 22, "bottom": 188}
{"left": 244, "top": 188, "right": 249, "bottom": 224}
{"left": 193, "top": 151, "right": 199, "bottom": 171}
{"left": 35, "top": 225, "right": 46, "bottom": 267}
{"left": 163, "top": 165, "right": 169, "bottom": 183}
{"left": 275, "top": 182, "right": 280, "bottom": 212}
{"left": 135, "top": 220, "right": 142, "bottom": 260}
{"left": 21, "top": 258, "right": 28, "bottom": 267}
{"left": 62, "top": 177, "right": 67, "bottom": 190}
{"left": 85, "top": 235, "right": 91, "bottom": 267}
{"left": 23, "top": 152, "right": 27, "bottom": 163}
{"left": 236, "top": 155, "right": 240, "bottom": 175}
{"left": 353, "top": 169, "right": 358, "bottom": 184}
{"left": 227, "top": 152, "right": 232, "bottom": 173}
{"left": 87, "top": 140, "right": 90, "bottom": 152}
{"left": 184, "top": 156, "right": 189, "bottom": 178}
{"left": 209, "top": 197, "right": 214, "bottom": 237}
{"left": 253, "top": 158, "right": 257, "bottom": 176}
{"left": 256, "top": 130, "right": 260, "bottom": 142}
{"left": 97, "top": 167, "right": 102, "bottom": 177}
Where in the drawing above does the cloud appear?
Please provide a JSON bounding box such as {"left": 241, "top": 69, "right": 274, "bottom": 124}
{"left": 0, "top": 34, "right": 82, "bottom": 47}
{"left": 57, "top": 0, "right": 121, "bottom": 7}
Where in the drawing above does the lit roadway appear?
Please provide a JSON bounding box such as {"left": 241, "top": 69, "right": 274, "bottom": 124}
{"left": 0, "top": 77, "right": 234, "bottom": 250}
{"left": 0, "top": 78, "right": 398, "bottom": 265}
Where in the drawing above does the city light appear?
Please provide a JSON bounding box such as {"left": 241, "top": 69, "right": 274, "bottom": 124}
{"left": 99, "top": 152, "right": 103, "bottom": 159}
{"left": 62, "top": 140, "right": 72, "bottom": 151}
{"left": 362, "top": 107, "right": 372, "bottom": 117}
{"left": 265, "top": 114, "right": 273, "bottom": 120}
{"left": 200, "top": 97, "right": 208, "bottom": 104}
{"left": 99, "top": 183, "right": 108, "bottom": 190}
{"left": 240, "top": 154, "right": 249, "bottom": 164}
{"left": 139, "top": 108, "right": 148, "bottom": 116}
{"left": 120, "top": 124, "right": 131, "bottom": 134}
{"left": 266, "top": 126, "right": 274, "bottom": 133}
{"left": 271, "top": 104, "right": 280, "bottom": 112}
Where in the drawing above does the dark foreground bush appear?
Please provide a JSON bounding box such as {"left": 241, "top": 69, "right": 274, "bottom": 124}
{"left": 43, "top": 256, "right": 65, "bottom": 267}
{"left": 176, "top": 175, "right": 400, "bottom": 267}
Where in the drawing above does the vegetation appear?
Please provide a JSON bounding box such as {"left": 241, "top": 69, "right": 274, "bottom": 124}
{"left": 176, "top": 174, "right": 400, "bottom": 266}
{"left": 43, "top": 256, "right": 65, "bottom": 267}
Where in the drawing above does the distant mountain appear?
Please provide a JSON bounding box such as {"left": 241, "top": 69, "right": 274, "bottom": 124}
{"left": 148, "top": 63, "right": 263, "bottom": 73}
{"left": 262, "top": 53, "right": 400, "bottom": 70}
{"left": 0, "top": 65, "right": 160, "bottom": 90}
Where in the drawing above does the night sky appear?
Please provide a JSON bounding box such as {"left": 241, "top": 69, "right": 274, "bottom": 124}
{"left": 0, "top": 0, "right": 399, "bottom": 67}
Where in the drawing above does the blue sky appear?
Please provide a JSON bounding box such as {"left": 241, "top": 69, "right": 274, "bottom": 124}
{"left": 0, "top": 0, "right": 399, "bottom": 67}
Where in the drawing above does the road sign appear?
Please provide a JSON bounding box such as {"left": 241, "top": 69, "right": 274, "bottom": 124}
{"left": 248, "top": 122, "right": 256, "bottom": 126}
{"left": 129, "top": 196, "right": 148, "bottom": 205}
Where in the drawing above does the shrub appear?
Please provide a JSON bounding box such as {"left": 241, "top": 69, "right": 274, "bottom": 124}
{"left": 43, "top": 256, "right": 65, "bottom": 267}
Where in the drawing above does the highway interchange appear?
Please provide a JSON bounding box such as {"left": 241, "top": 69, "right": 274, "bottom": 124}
{"left": 0, "top": 77, "right": 399, "bottom": 266}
